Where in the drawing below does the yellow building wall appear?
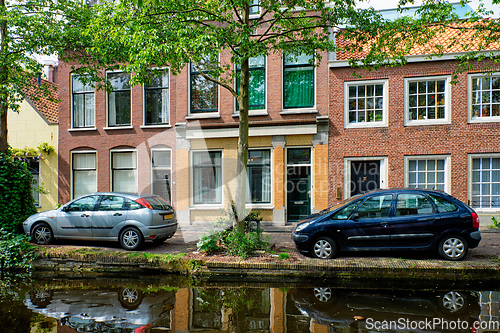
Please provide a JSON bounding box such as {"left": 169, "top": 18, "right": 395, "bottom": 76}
{"left": 7, "top": 100, "right": 58, "bottom": 212}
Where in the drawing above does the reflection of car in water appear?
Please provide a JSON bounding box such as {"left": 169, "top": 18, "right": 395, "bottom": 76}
{"left": 291, "top": 287, "right": 480, "bottom": 332}
{"left": 24, "top": 287, "right": 176, "bottom": 332}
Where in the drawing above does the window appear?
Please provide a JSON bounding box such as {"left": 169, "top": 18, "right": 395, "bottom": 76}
{"left": 190, "top": 59, "right": 218, "bottom": 113}
{"left": 405, "top": 76, "right": 450, "bottom": 125}
{"left": 247, "top": 149, "right": 271, "bottom": 203}
{"left": 193, "top": 151, "right": 222, "bottom": 204}
{"left": 107, "top": 72, "right": 131, "bottom": 127}
{"left": 98, "top": 195, "right": 126, "bottom": 211}
{"left": 72, "top": 75, "right": 95, "bottom": 128}
{"left": 406, "top": 156, "right": 449, "bottom": 192}
{"left": 236, "top": 56, "right": 266, "bottom": 111}
{"left": 26, "top": 159, "right": 40, "bottom": 206}
{"left": 330, "top": 200, "right": 359, "bottom": 220}
{"left": 144, "top": 69, "right": 170, "bottom": 125}
{"left": 151, "top": 149, "right": 172, "bottom": 202}
{"left": 428, "top": 194, "right": 458, "bottom": 213}
{"left": 72, "top": 152, "right": 97, "bottom": 199}
{"left": 283, "top": 53, "right": 314, "bottom": 109}
{"left": 111, "top": 151, "right": 137, "bottom": 193}
{"left": 249, "top": 0, "right": 260, "bottom": 14}
{"left": 67, "top": 195, "right": 99, "bottom": 211}
{"left": 355, "top": 194, "right": 393, "bottom": 219}
{"left": 469, "top": 74, "right": 500, "bottom": 122}
{"left": 470, "top": 155, "right": 500, "bottom": 209}
{"left": 395, "top": 193, "right": 434, "bottom": 216}
{"left": 345, "top": 80, "right": 388, "bottom": 128}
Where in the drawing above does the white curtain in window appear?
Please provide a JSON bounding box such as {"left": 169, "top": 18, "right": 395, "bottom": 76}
{"left": 109, "top": 93, "right": 116, "bottom": 126}
{"left": 74, "top": 171, "right": 97, "bottom": 198}
{"left": 113, "top": 170, "right": 138, "bottom": 193}
{"left": 113, "top": 152, "right": 137, "bottom": 168}
{"left": 74, "top": 153, "right": 96, "bottom": 169}
{"left": 162, "top": 88, "right": 169, "bottom": 124}
{"left": 85, "top": 94, "right": 95, "bottom": 126}
{"left": 74, "top": 95, "right": 84, "bottom": 127}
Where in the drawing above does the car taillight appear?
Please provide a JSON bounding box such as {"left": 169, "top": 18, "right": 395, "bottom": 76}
{"left": 472, "top": 212, "right": 479, "bottom": 229}
{"left": 135, "top": 198, "right": 153, "bottom": 209}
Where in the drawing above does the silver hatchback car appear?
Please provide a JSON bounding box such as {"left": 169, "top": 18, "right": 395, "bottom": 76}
{"left": 23, "top": 192, "right": 178, "bottom": 250}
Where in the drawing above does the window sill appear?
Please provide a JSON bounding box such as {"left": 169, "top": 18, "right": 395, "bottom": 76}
{"left": 186, "top": 114, "right": 220, "bottom": 120}
{"left": 404, "top": 120, "right": 450, "bottom": 126}
{"left": 245, "top": 204, "right": 274, "bottom": 210}
{"left": 140, "top": 124, "right": 172, "bottom": 129}
{"left": 469, "top": 117, "right": 500, "bottom": 124}
{"left": 280, "top": 108, "right": 317, "bottom": 115}
{"left": 232, "top": 111, "right": 269, "bottom": 118}
{"left": 345, "top": 122, "right": 388, "bottom": 129}
{"left": 103, "top": 126, "right": 134, "bottom": 130}
{"left": 189, "top": 205, "right": 223, "bottom": 210}
{"left": 68, "top": 127, "right": 98, "bottom": 132}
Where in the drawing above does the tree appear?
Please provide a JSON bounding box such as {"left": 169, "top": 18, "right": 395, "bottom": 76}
{"left": 0, "top": 0, "right": 91, "bottom": 153}
{"left": 75, "top": 0, "right": 499, "bottom": 232}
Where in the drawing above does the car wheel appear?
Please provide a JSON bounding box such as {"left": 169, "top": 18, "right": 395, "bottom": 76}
{"left": 438, "top": 235, "right": 468, "bottom": 261}
{"left": 439, "top": 291, "right": 467, "bottom": 314}
{"left": 118, "top": 288, "right": 143, "bottom": 310}
{"left": 311, "top": 237, "right": 337, "bottom": 259}
{"left": 32, "top": 223, "right": 53, "bottom": 245}
{"left": 119, "top": 227, "right": 143, "bottom": 251}
{"left": 313, "top": 287, "right": 333, "bottom": 303}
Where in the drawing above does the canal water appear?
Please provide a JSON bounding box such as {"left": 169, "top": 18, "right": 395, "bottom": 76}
{"left": 1, "top": 273, "right": 500, "bottom": 333}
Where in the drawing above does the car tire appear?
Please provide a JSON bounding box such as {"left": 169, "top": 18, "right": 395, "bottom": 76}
{"left": 438, "top": 291, "right": 468, "bottom": 315}
{"left": 32, "top": 223, "right": 53, "bottom": 245}
{"left": 438, "top": 235, "right": 468, "bottom": 261}
{"left": 119, "top": 227, "right": 143, "bottom": 251}
{"left": 311, "top": 237, "right": 337, "bottom": 259}
{"left": 118, "top": 288, "right": 143, "bottom": 310}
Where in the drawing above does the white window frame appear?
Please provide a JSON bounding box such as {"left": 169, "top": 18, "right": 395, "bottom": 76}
{"left": 468, "top": 153, "right": 500, "bottom": 212}
{"left": 233, "top": 56, "right": 268, "bottom": 116}
{"left": 187, "top": 56, "right": 220, "bottom": 118}
{"left": 404, "top": 155, "right": 451, "bottom": 193}
{"left": 190, "top": 150, "right": 223, "bottom": 207}
{"left": 404, "top": 75, "right": 451, "bottom": 126}
{"left": 142, "top": 67, "right": 171, "bottom": 128}
{"left": 344, "top": 79, "right": 389, "bottom": 129}
{"left": 281, "top": 53, "right": 317, "bottom": 114}
{"left": 246, "top": 148, "right": 273, "bottom": 209}
{"left": 70, "top": 73, "right": 96, "bottom": 130}
{"left": 110, "top": 149, "right": 138, "bottom": 193}
{"left": 150, "top": 148, "right": 172, "bottom": 200}
{"left": 71, "top": 150, "right": 98, "bottom": 200}
{"left": 468, "top": 72, "right": 500, "bottom": 123}
{"left": 105, "top": 70, "right": 133, "bottom": 130}
{"left": 343, "top": 156, "right": 388, "bottom": 199}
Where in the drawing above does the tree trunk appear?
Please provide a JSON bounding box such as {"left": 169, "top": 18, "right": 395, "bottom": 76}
{"left": 0, "top": 0, "right": 8, "bottom": 154}
{"left": 234, "top": 3, "right": 250, "bottom": 233}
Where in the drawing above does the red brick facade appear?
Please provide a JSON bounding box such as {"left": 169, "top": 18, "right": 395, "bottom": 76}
{"left": 328, "top": 58, "right": 500, "bottom": 209}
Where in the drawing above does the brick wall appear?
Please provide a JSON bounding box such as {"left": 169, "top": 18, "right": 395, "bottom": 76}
{"left": 328, "top": 58, "right": 500, "bottom": 206}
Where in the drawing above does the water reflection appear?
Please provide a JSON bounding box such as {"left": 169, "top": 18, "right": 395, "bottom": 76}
{"left": 5, "top": 276, "right": 499, "bottom": 333}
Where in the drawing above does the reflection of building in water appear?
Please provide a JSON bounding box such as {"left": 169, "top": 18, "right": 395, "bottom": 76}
{"left": 25, "top": 287, "right": 500, "bottom": 333}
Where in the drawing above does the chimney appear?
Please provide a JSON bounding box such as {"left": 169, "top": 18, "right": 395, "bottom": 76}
{"left": 47, "top": 65, "right": 55, "bottom": 83}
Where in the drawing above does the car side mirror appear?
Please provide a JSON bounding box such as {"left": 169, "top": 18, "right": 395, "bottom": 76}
{"left": 350, "top": 212, "right": 359, "bottom": 220}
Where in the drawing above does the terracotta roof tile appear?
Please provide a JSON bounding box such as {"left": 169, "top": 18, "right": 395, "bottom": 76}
{"left": 23, "top": 77, "right": 59, "bottom": 124}
{"left": 336, "top": 19, "right": 500, "bottom": 61}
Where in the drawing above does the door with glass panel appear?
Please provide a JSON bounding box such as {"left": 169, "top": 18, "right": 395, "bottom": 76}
{"left": 286, "top": 148, "right": 311, "bottom": 223}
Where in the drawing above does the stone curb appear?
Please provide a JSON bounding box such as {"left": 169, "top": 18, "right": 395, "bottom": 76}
{"left": 32, "top": 252, "right": 500, "bottom": 280}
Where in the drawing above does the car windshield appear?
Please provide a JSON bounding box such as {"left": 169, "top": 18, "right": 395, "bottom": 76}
{"left": 144, "top": 196, "right": 172, "bottom": 210}
{"left": 319, "top": 194, "right": 364, "bottom": 215}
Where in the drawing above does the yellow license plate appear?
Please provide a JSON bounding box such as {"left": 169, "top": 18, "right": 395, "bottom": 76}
{"left": 163, "top": 214, "right": 173, "bottom": 220}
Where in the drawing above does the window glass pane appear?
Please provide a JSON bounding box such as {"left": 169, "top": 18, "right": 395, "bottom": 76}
{"left": 113, "top": 152, "right": 136, "bottom": 169}
{"left": 73, "top": 153, "right": 96, "bottom": 169}
{"left": 193, "top": 151, "right": 222, "bottom": 204}
{"left": 429, "top": 194, "right": 458, "bottom": 212}
{"left": 355, "top": 195, "right": 393, "bottom": 219}
{"left": 113, "top": 170, "right": 138, "bottom": 193}
{"left": 191, "top": 74, "right": 218, "bottom": 112}
{"left": 152, "top": 150, "right": 171, "bottom": 167}
{"left": 99, "top": 195, "right": 126, "bottom": 211}
{"left": 73, "top": 153, "right": 97, "bottom": 199}
{"left": 72, "top": 75, "right": 94, "bottom": 93}
{"left": 68, "top": 195, "right": 99, "bottom": 211}
{"left": 284, "top": 67, "right": 313, "bottom": 108}
{"left": 284, "top": 53, "right": 313, "bottom": 66}
{"left": 246, "top": 150, "right": 271, "bottom": 203}
{"left": 145, "top": 70, "right": 168, "bottom": 88}
{"left": 395, "top": 193, "right": 433, "bottom": 216}
{"left": 287, "top": 148, "right": 310, "bottom": 165}
{"left": 330, "top": 201, "right": 359, "bottom": 220}
{"left": 108, "top": 72, "right": 131, "bottom": 90}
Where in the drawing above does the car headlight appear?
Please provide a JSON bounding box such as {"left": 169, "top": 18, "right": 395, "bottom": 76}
{"left": 295, "top": 221, "right": 312, "bottom": 232}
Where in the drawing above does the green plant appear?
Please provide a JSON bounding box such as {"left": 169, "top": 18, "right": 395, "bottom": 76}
{"left": 37, "top": 142, "right": 55, "bottom": 155}
{"left": 0, "top": 153, "right": 37, "bottom": 234}
{"left": 197, "top": 233, "right": 222, "bottom": 255}
{"left": 489, "top": 216, "right": 500, "bottom": 228}
{"left": 278, "top": 253, "right": 290, "bottom": 260}
{"left": 0, "top": 228, "right": 36, "bottom": 270}
{"left": 224, "top": 229, "right": 270, "bottom": 259}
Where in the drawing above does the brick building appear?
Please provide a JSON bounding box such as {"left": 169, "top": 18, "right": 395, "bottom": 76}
{"left": 328, "top": 25, "right": 500, "bottom": 224}
{"left": 57, "top": 49, "right": 330, "bottom": 225}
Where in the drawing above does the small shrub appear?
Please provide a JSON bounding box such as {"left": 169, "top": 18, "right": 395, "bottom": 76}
{"left": 197, "top": 233, "right": 222, "bottom": 255}
{"left": 0, "top": 228, "right": 36, "bottom": 271}
{"left": 278, "top": 253, "right": 290, "bottom": 260}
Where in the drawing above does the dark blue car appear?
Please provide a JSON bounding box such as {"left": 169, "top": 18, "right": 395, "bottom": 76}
{"left": 292, "top": 189, "right": 481, "bottom": 260}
